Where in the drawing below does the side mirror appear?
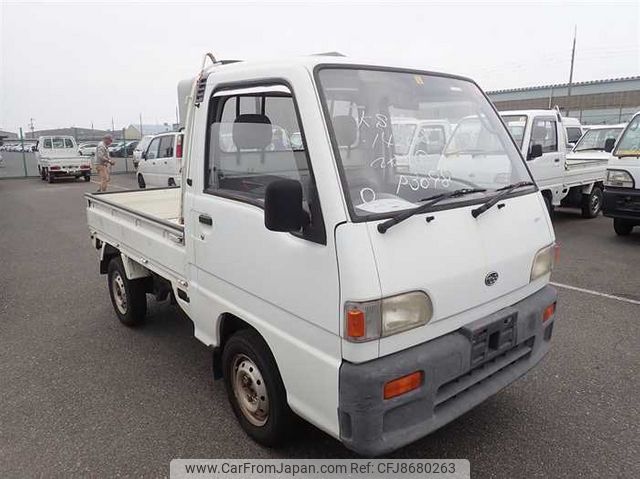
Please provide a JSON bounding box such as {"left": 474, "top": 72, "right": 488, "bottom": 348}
{"left": 604, "top": 138, "right": 616, "bottom": 153}
{"left": 141, "top": 151, "right": 147, "bottom": 160}
{"left": 528, "top": 144, "right": 543, "bottom": 160}
{"left": 264, "top": 179, "right": 309, "bottom": 232}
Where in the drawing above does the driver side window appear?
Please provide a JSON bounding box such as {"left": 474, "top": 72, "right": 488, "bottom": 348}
{"left": 532, "top": 117, "right": 558, "bottom": 153}
{"left": 146, "top": 138, "right": 161, "bottom": 159}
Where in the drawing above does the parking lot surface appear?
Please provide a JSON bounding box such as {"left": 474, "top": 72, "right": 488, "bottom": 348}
{"left": 1, "top": 174, "right": 638, "bottom": 478}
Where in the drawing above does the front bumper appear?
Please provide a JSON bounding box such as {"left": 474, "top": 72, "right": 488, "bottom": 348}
{"left": 338, "top": 285, "right": 557, "bottom": 456}
{"left": 603, "top": 187, "right": 640, "bottom": 222}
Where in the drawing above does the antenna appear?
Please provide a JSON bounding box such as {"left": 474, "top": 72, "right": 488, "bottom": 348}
{"left": 567, "top": 26, "right": 577, "bottom": 99}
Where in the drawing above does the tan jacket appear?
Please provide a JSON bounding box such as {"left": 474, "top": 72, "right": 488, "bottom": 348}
{"left": 95, "top": 141, "right": 112, "bottom": 166}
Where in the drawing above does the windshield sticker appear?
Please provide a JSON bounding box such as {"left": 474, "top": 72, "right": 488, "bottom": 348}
{"left": 356, "top": 197, "right": 416, "bottom": 213}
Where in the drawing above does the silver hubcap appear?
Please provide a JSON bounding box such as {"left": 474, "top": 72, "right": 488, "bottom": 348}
{"left": 232, "top": 354, "right": 269, "bottom": 426}
{"left": 591, "top": 193, "right": 601, "bottom": 213}
{"left": 111, "top": 272, "right": 127, "bottom": 315}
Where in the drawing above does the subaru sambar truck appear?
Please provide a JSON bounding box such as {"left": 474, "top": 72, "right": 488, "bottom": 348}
{"left": 86, "top": 53, "right": 558, "bottom": 455}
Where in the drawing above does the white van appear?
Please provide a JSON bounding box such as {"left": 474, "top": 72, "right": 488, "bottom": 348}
{"left": 603, "top": 112, "right": 640, "bottom": 235}
{"left": 563, "top": 116, "right": 584, "bottom": 150}
{"left": 86, "top": 55, "right": 558, "bottom": 456}
{"left": 132, "top": 135, "right": 154, "bottom": 169}
{"left": 136, "top": 132, "right": 183, "bottom": 188}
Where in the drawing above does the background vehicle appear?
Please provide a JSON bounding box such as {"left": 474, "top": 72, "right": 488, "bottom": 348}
{"left": 136, "top": 132, "right": 182, "bottom": 188}
{"left": 563, "top": 116, "right": 584, "bottom": 150}
{"left": 78, "top": 142, "right": 98, "bottom": 156}
{"left": 110, "top": 140, "right": 139, "bottom": 157}
{"left": 567, "top": 124, "right": 625, "bottom": 165}
{"left": 133, "top": 135, "right": 154, "bottom": 168}
{"left": 392, "top": 118, "right": 451, "bottom": 174}
{"left": 35, "top": 135, "right": 90, "bottom": 183}
{"left": 501, "top": 110, "right": 605, "bottom": 217}
{"left": 86, "top": 55, "right": 557, "bottom": 456}
{"left": 603, "top": 112, "right": 640, "bottom": 235}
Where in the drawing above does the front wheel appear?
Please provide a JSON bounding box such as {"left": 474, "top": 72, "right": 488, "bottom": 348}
{"left": 581, "top": 186, "right": 603, "bottom": 218}
{"left": 107, "top": 257, "right": 147, "bottom": 326}
{"left": 222, "top": 329, "right": 292, "bottom": 447}
{"left": 613, "top": 218, "right": 634, "bottom": 236}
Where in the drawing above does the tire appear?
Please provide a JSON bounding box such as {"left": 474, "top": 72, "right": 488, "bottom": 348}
{"left": 47, "top": 169, "right": 55, "bottom": 183}
{"left": 581, "top": 186, "right": 603, "bottom": 219}
{"left": 613, "top": 218, "right": 634, "bottom": 236}
{"left": 137, "top": 174, "right": 146, "bottom": 189}
{"left": 222, "top": 329, "right": 292, "bottom": 447}
{"left": 39, "top": 167, "right": 46, "bottom": 181}
{"left": 84, "top": 174, "right": 91, "bottom": 182}
{"left": 107, "top": 257, "right": 147, "bottom": 327}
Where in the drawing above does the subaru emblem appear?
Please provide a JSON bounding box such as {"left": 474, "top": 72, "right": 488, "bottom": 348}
{"left": 485, "top": 272, "right": 499, "bottom": 286}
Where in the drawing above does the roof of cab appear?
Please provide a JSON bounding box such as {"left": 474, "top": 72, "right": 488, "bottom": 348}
{"left": 201, "top": 54, "right": 475, "bottom": 83}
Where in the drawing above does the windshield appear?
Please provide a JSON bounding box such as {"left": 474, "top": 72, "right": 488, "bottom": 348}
{"left": 501, "top": 115, "right": 527, "bottom": 148}
{"left": 614, "top": 116, "right": 640, "bottom": 157}
{"left": 574, "top": 127, "right": 622, "bottom": 151}
{"left": 317, "top": 68, "right": 531, "bottom": 219}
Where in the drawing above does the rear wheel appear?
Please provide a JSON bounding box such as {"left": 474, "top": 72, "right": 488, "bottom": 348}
{"left": 39, "top": 167, "right": 46, "bottom": 181}
{"left": 107, "top": 257, "right": 147, "bottom": 326}
{"left": 581, "top": 186, "right": 603, "bottom": 218}
{"left": 137, "top": 174, "right": 146, "bottom": 189}
{"left": 613, "top": 218, "right": 634, "bottom": 236}
{"left": 47, "top": 169, "right": 55, "bottom": 183}
{"left": 222, "top": 329, "right": 292, "bottom": 447}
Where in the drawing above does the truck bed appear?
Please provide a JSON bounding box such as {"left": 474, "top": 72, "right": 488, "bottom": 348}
{"left": 563, "top": 157, "right": 606, "bottom": 186}
{"left": 86, "top": 187, "right": 186, "bottom": 284}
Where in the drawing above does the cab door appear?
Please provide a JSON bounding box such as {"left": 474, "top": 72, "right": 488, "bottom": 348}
{"left": 527, "top": 116, "right": 563, "bottom": 188}
{"left": 140, "top": 136, "right": 161, "bottom": 185}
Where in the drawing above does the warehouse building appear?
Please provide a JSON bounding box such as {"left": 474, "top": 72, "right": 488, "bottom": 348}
{"left": 487, "top": 76, "right": 640, "bottom": 125}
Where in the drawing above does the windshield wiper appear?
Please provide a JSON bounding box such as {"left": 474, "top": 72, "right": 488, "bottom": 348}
{"left": 471, "top": 181, "right": 535, "bottom": 218}
{"left": 377, "top": 188, "right": 487, "bottom": 234}
{"left": 575, "top": 147, "right": 604, "bottom": 152}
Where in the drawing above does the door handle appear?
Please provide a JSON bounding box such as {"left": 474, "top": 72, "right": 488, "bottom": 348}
{"left": 199, "top": 214, "right": 213, "bottom": 226}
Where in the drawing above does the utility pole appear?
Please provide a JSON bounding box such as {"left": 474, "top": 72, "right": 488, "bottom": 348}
{"left": 111, "top": 117, "right": 115, "bottom": 134}
{"left": 139, "top": 113, "right": 143, "bottom": 136}
{"left": 567, "top": 25, "right": 577, "bottom": 101}
{"left": 28, "top": 118, "right": 35, "bottom": 138}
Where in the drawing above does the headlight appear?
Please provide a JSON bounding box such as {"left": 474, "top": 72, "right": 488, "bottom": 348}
{"left": 530, "top": 243, "right": 556, "bottom": 282}
{"left": 345, "top": 291, "right": 433, "bottom": 342}
{"left": 605, "top": 169, "right": 635, "bottom": 188}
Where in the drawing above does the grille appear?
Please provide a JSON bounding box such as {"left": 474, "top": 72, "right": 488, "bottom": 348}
{"left": 434, "top": 337, "right": 534, "bottom": 411}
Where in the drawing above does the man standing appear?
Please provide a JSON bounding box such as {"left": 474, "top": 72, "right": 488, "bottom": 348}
{"left": 95, "top": 134, "right": 115, "bottom": 192}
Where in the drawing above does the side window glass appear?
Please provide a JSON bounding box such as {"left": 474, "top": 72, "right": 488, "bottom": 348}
{"left": 206, "top": 87, "right": 311, "bottom": 203}
{"left": 532, "top": 118, "right": 558, "bottom": 153}
{"left": 147, "top": 138, "right": 161, "bottom": 159}
{"left": 159, "top": 136, "right": 174, "bottom": 158}
{"left": 43, "top": 139, "right": 52, "bottom": 148}
{"left": 64, "top": 138, "right": 74, "bottom": 148}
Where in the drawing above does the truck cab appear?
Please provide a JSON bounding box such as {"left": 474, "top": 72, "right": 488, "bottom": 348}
{"left": 603, "top": 112, "right": 640, "bottom": 235}
{"left": 501, "top": 110, "right": 605, "bottom": 218}
{"left": 35, "top": 135, "right": 90, "bottom": 183}
{"left": 86, "top": 56, "right": 558, "bottom": 456}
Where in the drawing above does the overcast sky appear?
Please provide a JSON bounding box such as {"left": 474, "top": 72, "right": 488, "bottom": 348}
{"left": 1, "top": 0, "right": 638, "bottom": 134}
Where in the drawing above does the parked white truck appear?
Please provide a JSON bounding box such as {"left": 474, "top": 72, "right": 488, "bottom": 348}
{"left": 86, "top": 55, "right": 558, "bottom": 456}
{"left": 501, "top": 110, "right": 605, "bottom": 217}
{"left": 603, "top": 112, "right": 640, "bottom": 235}
{"left": 35, "top": 135, "right": 91, "bottom": 183}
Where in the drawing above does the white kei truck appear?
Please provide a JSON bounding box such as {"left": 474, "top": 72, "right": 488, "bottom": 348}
{"left": 603, "top": 111, "right": 640, "bottom": 235}
{"left": 85, "top": 54, "right": 558, "bottom": 456}
{"left": 500, "top": 110, "right": 606, "bottom": 218}
{"left": 35, "top": 135, "right": 91, "bottom": 183}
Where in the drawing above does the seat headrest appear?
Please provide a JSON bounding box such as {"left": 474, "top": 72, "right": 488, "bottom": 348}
{"left": 233, "top": 114, "right": 272, "bottom": 150}
{"left": 332, "top": 115, "right": 358, "bottom": 147}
